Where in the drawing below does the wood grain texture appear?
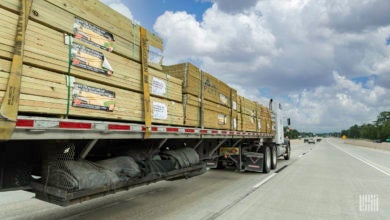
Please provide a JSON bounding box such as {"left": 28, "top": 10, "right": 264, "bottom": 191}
{"left": 0, "top": 59, "right": 183, "bottom": 125}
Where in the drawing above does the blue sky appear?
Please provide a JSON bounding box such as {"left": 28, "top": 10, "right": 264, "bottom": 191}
{"left": 126, "top": 0, "right": 211, "bottom": 30}
{"left": 101, "top": 0, "right": 390, "bottom": 133}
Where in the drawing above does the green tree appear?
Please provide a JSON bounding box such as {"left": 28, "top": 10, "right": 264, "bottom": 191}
{"left": 375, "top": 111, "right": 390, "bottom": 126}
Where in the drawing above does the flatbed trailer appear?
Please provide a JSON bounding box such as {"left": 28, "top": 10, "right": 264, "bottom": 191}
{"left": 1, "top": 115, "right": 281, "bottom": 206}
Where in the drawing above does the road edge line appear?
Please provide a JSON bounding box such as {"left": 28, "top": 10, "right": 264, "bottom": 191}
{"left": 328, "top": 140, "right": 390, "bottom": 177}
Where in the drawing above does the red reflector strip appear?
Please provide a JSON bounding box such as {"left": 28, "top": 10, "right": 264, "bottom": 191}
{"left": 200, "top": 130, "right": 208, "bottom": 134}
{"left": 151, "top": 127, "right": 158, "bottom": 131}
{"left": 166, "top": 127, "right": 179, "bottom": 132}
{"left": 59, "top": 121, "right": 92, "bottom": 129}
{"left": 229, "top": 131, "right": 235, "bottom": 135}
{"left": 211, "top": 130, "right": 218, "bottom": 134}
{"left": 108, "top": 124, "right": 130, "bottom": 130}
{"left": 221, "top": 131, "right": 227, "bottom": 134}
{"left": 185, "top": 129, "right": 195, "bottom": 133}
{"left": 16, "top": 119, "right": 34, "bottom": 127}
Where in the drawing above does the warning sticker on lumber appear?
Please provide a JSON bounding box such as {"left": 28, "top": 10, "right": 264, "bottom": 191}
{"left": 218, "top": 114, "right": 227, "bottom": 125}
{"left": 151, "top": 77, "right": 166, "bottom": 96}
{"left": 74, "top": 17, "right": 115, "bottom": 52}
{"left": 70, "top": 42, "right": 114, "bottom": 75}
{"left": 72, "top": 83, "right": 116, "bottom": 112}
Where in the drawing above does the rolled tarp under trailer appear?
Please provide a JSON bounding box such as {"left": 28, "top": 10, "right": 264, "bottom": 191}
{"left": 32, "top": 148, "right": 205, "bottom": 206}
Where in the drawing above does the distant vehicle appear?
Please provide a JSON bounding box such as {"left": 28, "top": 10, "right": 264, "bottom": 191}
{"left": 316, "top": 138, "right": 322, "bottom": 142}
{"left": 308, "top": 138, "right": 315, "bottom": 144}
{"left": 304, "top": 138, "right": 309, "bottom": 143}
{"left": 375, "top": 138, "right": 390, "bottom": 143}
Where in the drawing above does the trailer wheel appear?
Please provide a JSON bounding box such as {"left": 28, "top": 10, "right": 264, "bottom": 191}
{"left": 271, "top": 145, "right": 277, "bottom": 169}
{"left": 263, "top": 146, "right": 271, "bottom": 173}
{"left": 284, "top": 144, "right": 291, "bottom": 160}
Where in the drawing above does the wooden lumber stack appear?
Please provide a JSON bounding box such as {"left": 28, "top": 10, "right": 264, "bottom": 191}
{"left": 0, "top": 0, "right": 184, "bottom": 126}
{"left": 163, "top": 63, "right": 233, "bottom": 129}
{"left": 239, "top": 96, "right": 258, "bottom": 132}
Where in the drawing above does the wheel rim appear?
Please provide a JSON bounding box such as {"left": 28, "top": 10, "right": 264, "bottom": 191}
{"left": 266, "top": 147, "right": 271, "bottom": 169}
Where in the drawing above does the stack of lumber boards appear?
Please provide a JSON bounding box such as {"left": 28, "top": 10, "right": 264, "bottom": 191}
{"left": 164, "top": 63, "right": 234, "bottom": 130}
{"left": 0, "top": 0, "right": 183, "bottom": 125}
{"left": 237, "top": 96, "right": 273, "bottom": 132}
{"left": 1, "top": 0, "right": 273, "bottom": 132}
{"left": 163, "top": 63, "right": 272, "bottom": 132}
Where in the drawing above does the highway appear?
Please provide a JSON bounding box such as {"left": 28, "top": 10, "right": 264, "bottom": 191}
{"left": 0, "top": 139, "right": 389, "bottom": 219}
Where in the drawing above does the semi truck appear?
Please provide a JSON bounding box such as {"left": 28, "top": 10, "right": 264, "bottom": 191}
{"left": 0, "top": 0, "right": 290, "bottom": 206}
{"left": 0, "top": 99, "right": 290, "bottom": 206}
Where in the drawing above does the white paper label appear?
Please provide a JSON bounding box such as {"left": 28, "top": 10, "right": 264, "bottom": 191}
{"left": 151, "top": 77, "right": 166, "bottom": 96}
{"left": 153, "top": 102, "right": 168, "bottom": 120}
{"left": 218, "top": 114, "right": 226, "bottom": 125}
{"left": 258, "top": 121, "right": 261, "bottom": 130}
{"left": 233, "top": 118, "right": 237, "bottom": 129}
{"left": 220, "top": 94, "right": 228, "bottom": 106}
{"left": 232, "top": 101, "right": 237, "bottom": 111}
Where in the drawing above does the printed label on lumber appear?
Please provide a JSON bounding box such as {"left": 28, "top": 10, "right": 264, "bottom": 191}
{"left": 153, "top": 102, "right": 168, "bottom": 120}
{"left": 233, "top": 118, "right": 237, "bottom": 129}
{"left": 219, "top": 94, "right": 228, "bottom": 106}
{"left": 74, "top": 17, "right": 115, "bottom": 52}
{"left": 71, "top": 42, "right": 114, "bottom": 75}
{"left": 151, "top": 77, "right": 166, "bottom": 96}
{"left": 72, "top": 83, "right": 115, "bottom": 112}
{"left": 203, "top": 78, "right": 217, "bottom": 95}
{"left": 232, "top": 101, "right": 237, "bottom": 110}
{"left": 218, "top": 114, "right": 227, "bottom": 125}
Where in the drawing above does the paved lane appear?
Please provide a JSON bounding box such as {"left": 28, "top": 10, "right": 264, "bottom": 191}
{"left": 216, "top": 139, "right": 390, "bottom": 220}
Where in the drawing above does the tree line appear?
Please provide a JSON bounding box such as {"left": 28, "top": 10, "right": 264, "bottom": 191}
{"left": 341, "top": 111, "right": 390, "bottom": 140}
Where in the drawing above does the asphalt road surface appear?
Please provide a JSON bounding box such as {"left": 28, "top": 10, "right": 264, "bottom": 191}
{"left": 0, "top": 138, "right": 389, "bottom": 220}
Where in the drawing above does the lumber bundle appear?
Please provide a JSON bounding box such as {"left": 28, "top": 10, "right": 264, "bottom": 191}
{"left": 183, "top": 94, "right": 230, "bottom": 129}
{"left": 0, "top": 59, "right": 183, "bottom": 125}
{"left": 164, "top": 63, "right": 235, "bottom": 129}
{"left": 1, "top": 0, "right": 274, "bottom": 132}
{"left": 238, "top": 96, "right": 257, "bottom": 131}
{"left": 0, "top": 0, "right": 184, "bottom": 126}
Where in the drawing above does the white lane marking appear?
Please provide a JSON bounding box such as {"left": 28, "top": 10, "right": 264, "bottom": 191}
{"left": 253, "top": 173, "right": 277, "bottom": 188}
{"left": 328, "top": 140, "right": 390, "bottom": 177}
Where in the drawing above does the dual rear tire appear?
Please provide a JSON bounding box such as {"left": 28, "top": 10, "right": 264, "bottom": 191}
{"left": 263, "top": 145, "right": 278, "bottom": 173}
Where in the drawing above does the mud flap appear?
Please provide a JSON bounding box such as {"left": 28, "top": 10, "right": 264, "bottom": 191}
{"left": 242, "top": 152, "right": 264, "bottom": 172}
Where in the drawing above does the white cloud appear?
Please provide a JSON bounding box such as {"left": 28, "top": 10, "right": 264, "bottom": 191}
{"left": 100, "top": 0, "right": 136, "bottom": 23}
{"left": 154, "top": 0, "right": 390, "bottom": 132}
{"left": 284, "top": 72, "right": 390, "bottom": 132}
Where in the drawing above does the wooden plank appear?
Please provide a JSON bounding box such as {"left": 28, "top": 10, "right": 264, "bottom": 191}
{"left": 163, "top": 63, "right": 202, "bottom": 97}
{"left": 0, "top": 12, "right": 183, "bottom": 102}
{"left": 183, "top": 94, "right": 230, "bottom": 129}
{"left": 140, "top": 27, "right": 151, "bottom": 138}
{"left": 0, "top": 60, "right": 184, "bottom": 125}
{"left": 0, "top": 0, "right": 32, "bottom": 140}
{"left": 1, "top": 0, "right": 163, "bottom": 51}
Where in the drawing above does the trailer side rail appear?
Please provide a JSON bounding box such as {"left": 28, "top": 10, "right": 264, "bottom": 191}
{"left": 10, "top": 116, "right": 275, "bottom": 140}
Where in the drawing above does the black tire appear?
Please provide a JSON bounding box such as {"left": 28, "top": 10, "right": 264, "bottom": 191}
{"left": 270, "top": 145, "right": 277, "bottom": 169}
{"left": 263, "top": 146, "right": 271, "bottom": 173}
{"left": 284, "top": 144, "right": 291, "bottom": 160}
